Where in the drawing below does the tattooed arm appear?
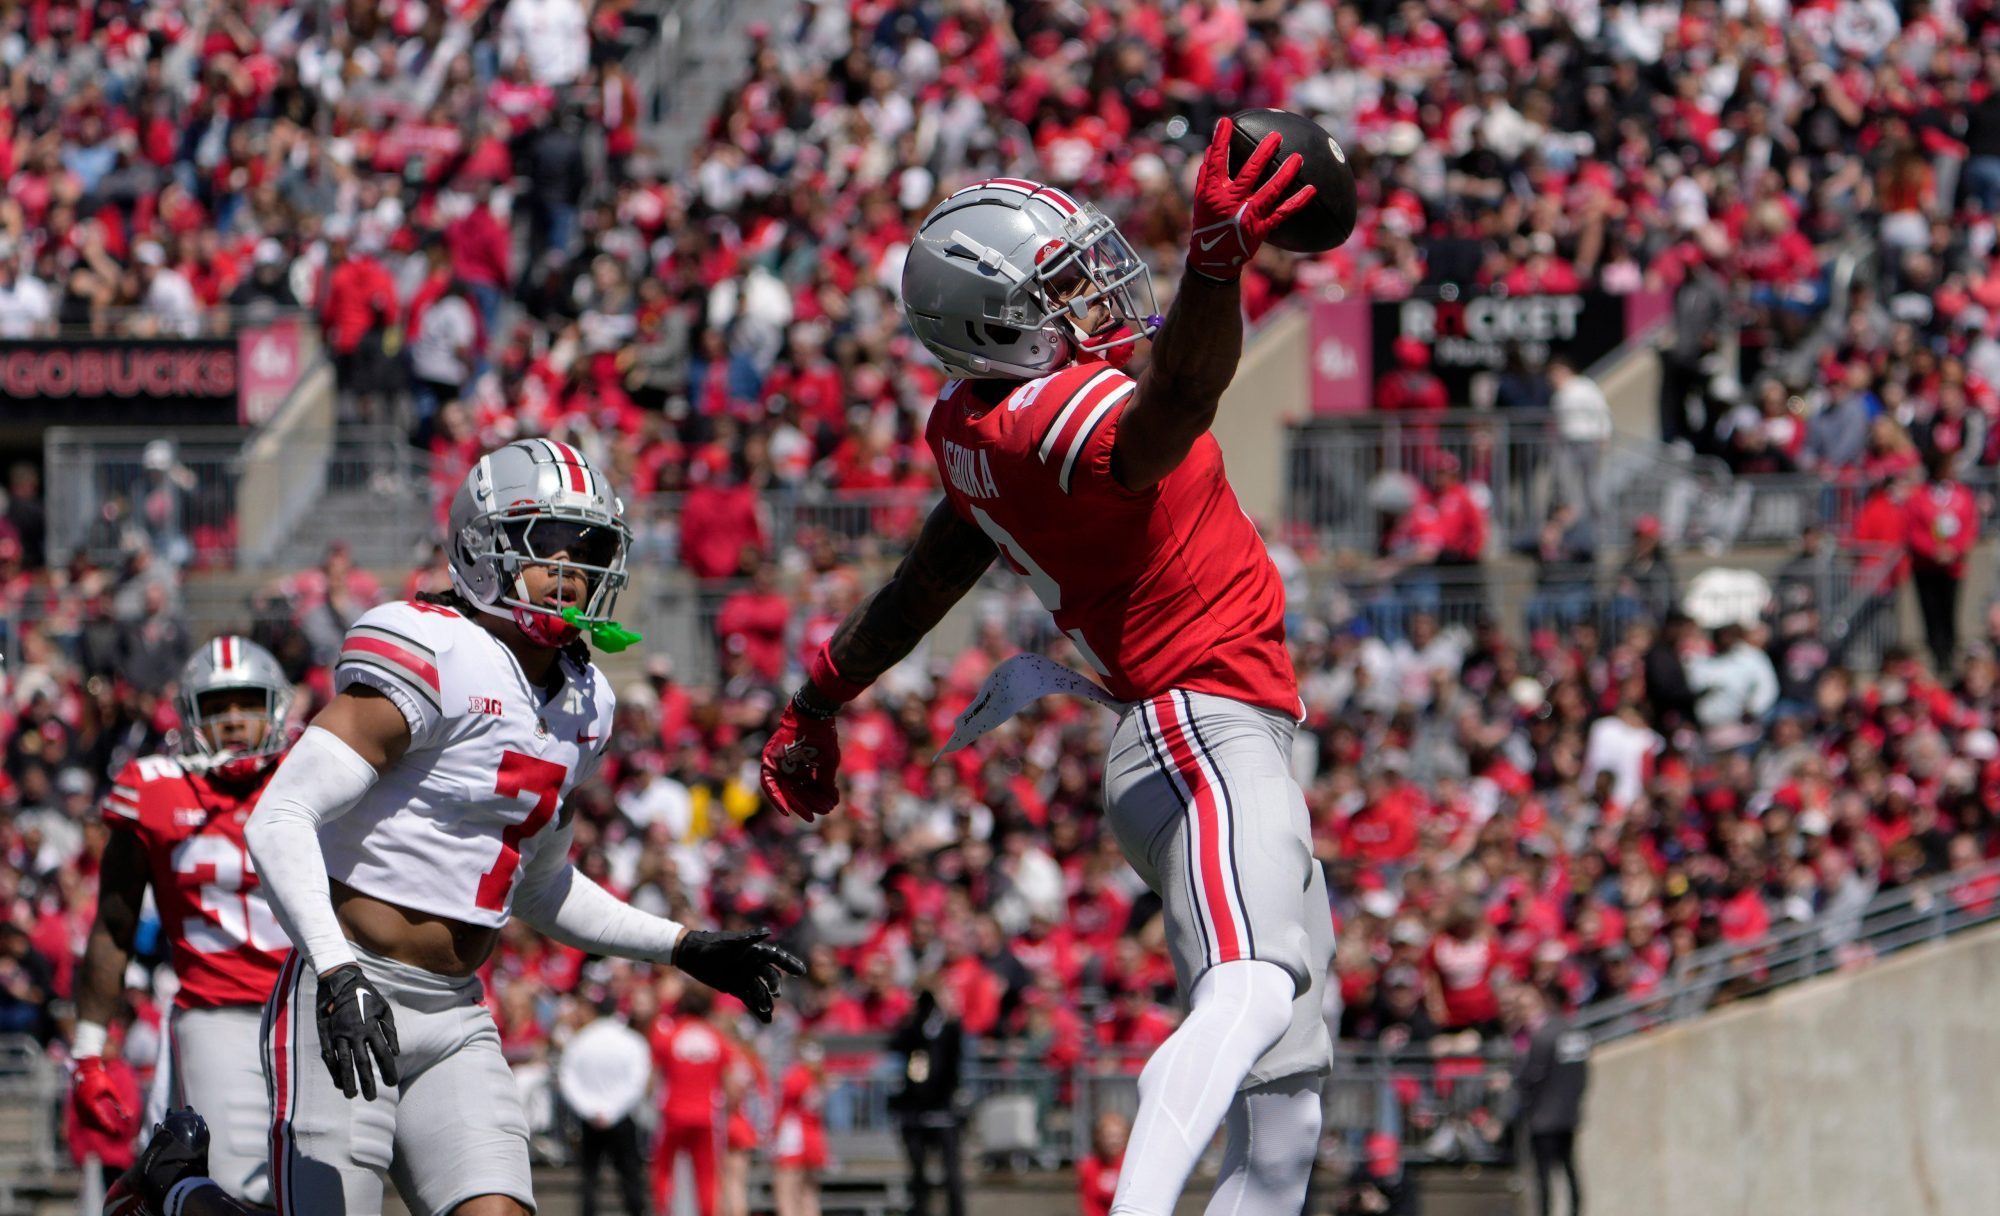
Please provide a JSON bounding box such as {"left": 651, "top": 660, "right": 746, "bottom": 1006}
{"left": 795, "top": 501, "right": 999, "bottom": 713}
{"left": 762, "top": 501, "right": 996, "bottom": 820}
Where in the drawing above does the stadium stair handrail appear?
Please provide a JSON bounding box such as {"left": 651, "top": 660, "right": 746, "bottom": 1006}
{"left": 1569, "top": 855, "right": 2000, "bottom": 1046}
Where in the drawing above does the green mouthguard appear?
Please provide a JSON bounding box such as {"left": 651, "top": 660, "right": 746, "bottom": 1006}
{"left": 560, "top": 607, "right": 644, "bottom": 653}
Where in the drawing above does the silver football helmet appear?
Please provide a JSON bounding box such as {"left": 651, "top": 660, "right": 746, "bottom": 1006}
{"left": 177, "top": 635, "right": 293, "bottom": 778}
{"left": 448, "top": 438, "right": 631, "bottom": 647}
{"left": 901, "top": 178, "right": 1160, "bottom": 379}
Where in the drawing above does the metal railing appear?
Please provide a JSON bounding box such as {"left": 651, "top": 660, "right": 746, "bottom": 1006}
{"left": 1304, "top": 545, "right": 1892, "bottom": 645}
{"left": 1730, "top": 467, "right": 2000, "bottom": 546}
{"left": 797, "top": 1037, "right": 1515, "bottom": 1172}
{"left": 0, "top": 1033, "right": 60, "bottom": 1215}
{"left": 44, "top": 427, "right": 250, "bottom": 571}
{"left": 1285, "top": 411, "right": 1738, "bottom": 556}
{"left": 43, "top": 426, "right": 438, "bottom": 573}
{"left": 1571, "top": 857, "right": 2000, "bottom": 1046}
{"left": 24, "top": 304, "right": 305, "bottom": 340}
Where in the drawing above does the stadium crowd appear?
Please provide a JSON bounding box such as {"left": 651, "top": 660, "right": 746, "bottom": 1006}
{"left": 4, "top": 0, "right": 2000, "bottom": 1199}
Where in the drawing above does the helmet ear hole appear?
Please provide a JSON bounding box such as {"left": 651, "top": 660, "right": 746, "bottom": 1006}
{"left": 984, "top": 324, "right": 1021, "bottom": 344}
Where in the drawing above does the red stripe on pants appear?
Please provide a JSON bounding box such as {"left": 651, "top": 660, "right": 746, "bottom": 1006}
{"left": 266, "top": 953, "right": 300, "bottom": 1216}
{"left": 1152, "top": 695, "right": 1244, "bottom": 962}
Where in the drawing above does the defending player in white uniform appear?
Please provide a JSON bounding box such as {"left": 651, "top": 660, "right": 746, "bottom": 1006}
{"left": 118, "top": 439, "right": 803, "bottom": 1216}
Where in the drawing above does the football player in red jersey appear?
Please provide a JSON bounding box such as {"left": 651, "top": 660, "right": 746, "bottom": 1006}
{"left": 762, "top": 120, "right": 1337, "bottom": 1216}
{"left": 81, "top": 638, "right": 296, "bottom": 1207}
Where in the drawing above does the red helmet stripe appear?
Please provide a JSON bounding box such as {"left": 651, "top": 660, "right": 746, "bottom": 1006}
{"left": 986, "top": 178, "right": 1077, "bottom": 214}
{"left": 218, "top": 636, "right": 234, "bottom": 668}
{"left": 552, "top": 440, "right": 588, "bottom": 493}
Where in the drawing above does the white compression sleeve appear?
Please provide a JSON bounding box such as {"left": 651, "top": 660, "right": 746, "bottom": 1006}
{"left": 244, "top": 726, "right": 379, "bottom": 975}
{"left": 1202, "top": 1074, "right": 1325, "bottom": 1216}
{"left": 511, "top": 823, "right": 685, "bottom": 963}
{"left": 1110, "top": 959, "right": 1296, "bottom": 1216}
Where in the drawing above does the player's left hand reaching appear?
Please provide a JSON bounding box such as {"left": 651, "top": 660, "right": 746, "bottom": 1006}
{"left": 760, "top": 692, "right": 842, "bottom": 822}
{"left": 316, "top": 964, "right": 401, "bottom": 1101}
{"left": 674, "top": 929, "right": 807, "bottom": 1024}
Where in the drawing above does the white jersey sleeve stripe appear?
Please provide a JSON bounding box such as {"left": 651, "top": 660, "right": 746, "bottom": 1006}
{"left": 1059, "top": 381, "right": 1134, "bottom": 494}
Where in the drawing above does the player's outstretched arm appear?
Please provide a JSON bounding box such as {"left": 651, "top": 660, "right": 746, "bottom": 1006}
{"left": 760, "top": 502, "right": 998, "bottom": 821}
{"left": 72, "top": 827, "right": 149, "bottom": 1133}
{"left": 1115, "top": 117, "right": 1315, "bottom": 493}
{"left": 513, "top": 828, "right": 806, "bottom": 1021}
{"left": 245, "top": 688, "right": 408, "bottom": 1101}
{"left": 820, "top": 502, "right": 999, "bottom": 690}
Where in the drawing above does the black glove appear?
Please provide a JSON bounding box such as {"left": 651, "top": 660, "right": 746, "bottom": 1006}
{"left": 673, "top": 929, "right": 807, "bottom": 1023}
{"left": 317, "top": 963, "right": 401, "bottom": 1101}
{"left": 106, "top": 1107, "right": 210, "bottom": 1216}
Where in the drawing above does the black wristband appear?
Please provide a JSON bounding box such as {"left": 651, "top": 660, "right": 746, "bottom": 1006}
{"left": 791, "top": 688, "right": 839, "bottom": 720}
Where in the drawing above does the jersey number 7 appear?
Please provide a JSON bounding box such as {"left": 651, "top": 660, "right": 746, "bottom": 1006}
{"left": 475, "top": 750, "right": 569, "bottom": 911}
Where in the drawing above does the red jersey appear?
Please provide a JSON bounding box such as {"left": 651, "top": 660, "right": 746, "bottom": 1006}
{"left": 101, "top": 755, "right": 287, "bottom": 1010}
{"left": 654, "top": 1016, "right": 729, "bottom": 1130}
{"left": 1078, "top": 1150, "right": 1124, "bottom": 1216}
{"left": 924, "top": 364, "right": 1298, "bottom": 717}
{"left": 1905, "top": 480, "right": 1978, "bottom": 579}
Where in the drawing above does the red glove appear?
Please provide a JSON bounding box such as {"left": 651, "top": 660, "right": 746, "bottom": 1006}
{"left": 759, "top": 697, "right": 842, "bottom": 822}
{"left": 1185, "top": 116, "right": 1318, "bottom": 282}
{"left": 72, "top": 1056, "right": 130, "bottom": 1136}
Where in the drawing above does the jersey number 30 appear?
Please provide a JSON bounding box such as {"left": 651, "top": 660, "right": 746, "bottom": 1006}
{"left": 476, "top": 750, "right": 568, "bottom": 911}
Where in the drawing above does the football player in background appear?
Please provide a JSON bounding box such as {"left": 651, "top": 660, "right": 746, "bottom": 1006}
{"left": 79, "top": 638, "right": 296, "bottom": 1208}
{"left": 761, "top": 122, "right": 1334, "bottom": 1216}
{"left": 123, "top": 439, "right": 803, "bottom": 1216}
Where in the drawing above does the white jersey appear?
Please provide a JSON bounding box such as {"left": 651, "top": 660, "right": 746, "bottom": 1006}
{"left": 321, "top": 600, "right": 615, "bottom": 928}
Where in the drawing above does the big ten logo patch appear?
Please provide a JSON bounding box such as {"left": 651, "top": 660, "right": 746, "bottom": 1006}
{"left": 468, "top": 696, "right": 506, "bottom": 717}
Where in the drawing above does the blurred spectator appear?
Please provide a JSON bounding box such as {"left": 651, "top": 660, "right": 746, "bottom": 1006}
{"left": 651, "top": 986, "right": 729, "bottom": 1216}
{"left": 1689, "top": 624, "right": 1781, "bottom": 751}
{"left": 319, "top": 222, "right": 402, "bottom": 424}
{"left": 559, "top": 994, "right": 653, "bottom": 1216}
{"left": 1850, "top": 473, "right": 1913, "bottom": 644}
{"left": 1078, "top": 1112, "right": 1129, "bottom": 1216}
{"left": 1612, "top": 517, "right": 1677, "bottom": 628}
{"left": 7, "top": 464, "right": 46, "bottom": 571}
{"left": 1423, "top": 902, "right": 1502, "bottom": 1037}
{"left": 1377, "top": 338, "right": 1448, "bottom": 413}
{"left": 1906, "top": 452, "right": 1979, "bottom": 670}
{"left": 772, "top": 1042, "right": 827, "bottom": 1216}
{"left": 1802, "top": 363, "right": 1879, "bottom": 475}
{"left": 1507, "top": 985, "right": 1589, "bottom": 1216}
{"left": 716, "top": 563, "right": 790, "bottom": 684}
{"left": 1548, "top": 357, "right": 1610, "bottom": 524}
{"left": 892, "top": 983, "right": 967, "bottom": 1216}
{"left": 407, "top": 268, "right": 479, "bottom": 439}
{"left": 502, "top": 0, "right": 592, "bottom": 87}
{"left": 0, "top": 248, "right": 52, "bottom": 337}
{"left": 228, "top": 240, "right": 299, "bottom": 318}
{"left": 681, "top": 472, "right": 768, "bottom": 581}
{"left": 117, "top": 583, "right": 189, "bottom": 694}
{"left": 1660, "top": 231, "right": 1731, "bottom": 451}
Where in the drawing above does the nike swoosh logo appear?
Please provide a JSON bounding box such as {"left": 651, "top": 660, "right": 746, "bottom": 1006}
{"left": 1198, "top": 232, "right": 1229, "bottom": 251}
